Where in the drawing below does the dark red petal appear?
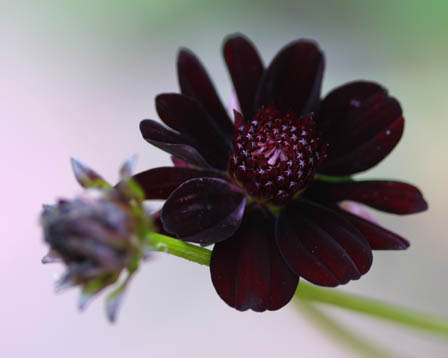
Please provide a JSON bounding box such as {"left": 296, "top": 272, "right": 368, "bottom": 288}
{"left": 150, "top": 211, "right": 173, "bottom": 236}
{"left": 276, "top": 200, "right": 372, "bottom": 287}
{"left": 161, "top": 178, "right": 246, "bottom": 244}
{"left": 140, "top": 119, "right": 212, "bottom": 169}
{"left": 308, "top": 180, "right": 428, "bottom": 215}
{"left": 336, "top": 208, "right": 409, "bottom": 250}
{"left": 255, "top": 40, "right": 324, "bottom": 116}
{"left": 177, "top": 49, "right": 234, "bottom": 137}
{"left": 133, "top": 167, "right": 223, "bottom": 200}
{"left": 156, "top": 94, "right": 232, "bottom": 170}
{"left": 223, "top": 34, "right": 264, "bottom": 120}
{"left": 140, "top": 119, "right": 187, "bottom": 144}
{"left": 318, "top": 81, "right": 404, "bottom": 175}
{"left": 320, "top": 118, "right": 403, "bottom": 175}
{"left": 211, "top": 204, "right": 299, "bottom": 311}
{"left": 151, "top": 142, "right": 213, "bottom": 170}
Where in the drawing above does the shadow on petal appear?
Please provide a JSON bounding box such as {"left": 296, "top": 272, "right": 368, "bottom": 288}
{"left": 276, "top": 200, "right": 372, "bottom": 287}
{"left": 133, "top": 166, "right": 224, "bottom": 200}
{"left": 156, "top": 94, "right": 232, "bottom": 170}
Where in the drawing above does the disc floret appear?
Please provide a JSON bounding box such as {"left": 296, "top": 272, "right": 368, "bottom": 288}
{"left": 229, "top": 107, "right": 327, "bottom": 205}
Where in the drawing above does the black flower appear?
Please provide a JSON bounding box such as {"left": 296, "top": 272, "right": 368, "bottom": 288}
{"left": 134, "top": 34, "right": 427, "bottom": 311}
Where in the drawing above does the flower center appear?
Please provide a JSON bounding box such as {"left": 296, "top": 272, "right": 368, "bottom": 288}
{"left": 228, "top": 107, "right": 327, "bottom": 205}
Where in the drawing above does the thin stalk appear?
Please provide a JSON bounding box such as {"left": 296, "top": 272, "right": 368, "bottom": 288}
{"left": 147, "top": 232, "right": 211, "bottom": 266}
{"left": 296, "top": 284, "right": 448, "bottom": 337}
{"left": 297, "top": 300, "right": 395, "bottom": 357}
{"left": 147, "top": 232, "right": 448, "bottom": 339}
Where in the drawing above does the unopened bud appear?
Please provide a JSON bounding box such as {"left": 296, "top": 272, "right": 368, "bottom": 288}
{"left": 41, "top": 157, "right": 149, "bottom": 322}
{"left": 41, "top": 189, "right": 138, "bottom": 284}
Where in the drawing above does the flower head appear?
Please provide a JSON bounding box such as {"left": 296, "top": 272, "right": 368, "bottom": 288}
{"left": 41, "top": 157, "right": 149, "bottom": 321}
{"left": 135, "top": 34, "right": 427, "bottom": 311}
{"left": 229, "top": 107, "right": 327, "bottom": 205}
{"left": 42, "top": 191, "right": 137, "bottom": 285}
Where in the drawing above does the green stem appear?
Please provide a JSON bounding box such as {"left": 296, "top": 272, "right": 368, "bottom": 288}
{"left": 147, "top": 232, "right": 448, "bottom": 339}
{"left": 296, "top": 284, "right": 448, "bottom": 337}
{"left": 147, "top": 233, "right": 211, "bottom": 266}
{"left": 297, "top": 300, "right": 394, "bottom": 357}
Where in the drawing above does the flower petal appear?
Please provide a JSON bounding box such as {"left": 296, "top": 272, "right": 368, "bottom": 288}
{"left": 339, "top": 201, "right": 379, "bottom": 225}
{"left": 156, "top": 94, "right": 232, "bottom": 170}
{"left": 318, "top": 81, "right": 404, "bottom": 175}
{"left": 161, "top": 178, "right": 246, "bottom": 244}
{"left": 133, "top": 167, "right": 224, "bottom": 200}
{"left": 336, "top": 208, "right": 409, "bottom": 250}
{"left": 177, "top": 49, "right": 234, "bottom": 137}
{"left": 276, "top": 200, "right": 372, "bottom": 287}
{"left": 308, "top": 180, "right": 428, "bottom": 215}
{"left": 171, "top": 156, "right": 195, "bottom": 168}
{"left": 71, "top": 157, "right": 110, "bottom": 189}
{"left": 140, "top": 119, "right": 212, "bottom": 169}
{"left": 223, "top": 34, "right": 264, "bottom": 120}
{"left": 255, "top": 40, "right": 324, "bottom": 116}
{"left": 211, "top": 204, "right": 299, "bottom": 311}
{"left": 150, "top": 211, "right": 173, "bottom": 237}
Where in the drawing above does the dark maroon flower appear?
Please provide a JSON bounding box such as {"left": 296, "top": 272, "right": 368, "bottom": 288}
{"left": 135, "top": 34, "right": 427, "bottom": 311}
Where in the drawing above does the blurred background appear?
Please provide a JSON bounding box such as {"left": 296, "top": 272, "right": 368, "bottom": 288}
{"left": 1, "top": 0, "right": 447, "bottom": 356}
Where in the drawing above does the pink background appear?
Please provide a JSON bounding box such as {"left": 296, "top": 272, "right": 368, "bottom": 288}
{"left": 2, "top": 1, "right": 447, "bottom": 356}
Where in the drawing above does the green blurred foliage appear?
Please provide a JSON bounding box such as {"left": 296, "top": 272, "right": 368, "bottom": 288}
{"left": 16, "top": 0, "right": 448, "bottom": 43}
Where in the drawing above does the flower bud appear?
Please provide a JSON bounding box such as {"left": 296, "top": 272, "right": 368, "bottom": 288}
{"left": 41, "top": 157, "right": 149, "bottom": 322}
{"left": 41, "top": 189, "right": 138, "bottom": 286}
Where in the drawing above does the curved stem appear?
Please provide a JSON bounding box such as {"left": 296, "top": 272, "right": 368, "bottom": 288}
{"left": 296, "top": 284, "right": 448, "bottom": 337}
{"left": 297, "top": 300, "right": 394, "bottom": 357}
{"left": 147, "top": 232, "right": 448, "bottom": 339}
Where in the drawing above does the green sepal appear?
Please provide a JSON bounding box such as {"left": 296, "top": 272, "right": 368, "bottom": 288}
{"left": 78, "top": 274, "right": 119, "bottom": 311}
{"left": 71, "top": 157, "right": 112, "bottom": 189}
{"left": 105, "top": 270, "right": 136, "bottom": 323}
